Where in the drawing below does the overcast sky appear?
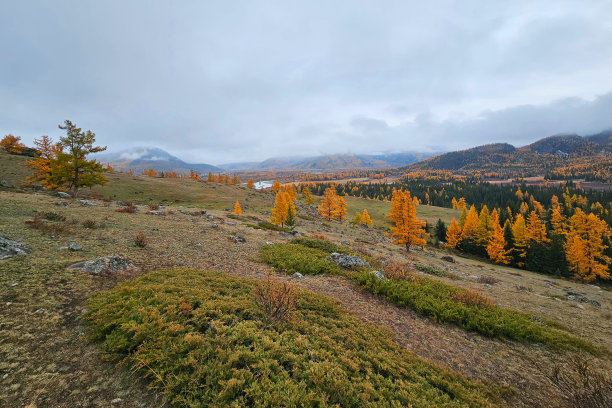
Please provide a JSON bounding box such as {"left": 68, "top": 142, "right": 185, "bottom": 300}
{"left": 1, "top": 1, "right": 611, "bottom": 164}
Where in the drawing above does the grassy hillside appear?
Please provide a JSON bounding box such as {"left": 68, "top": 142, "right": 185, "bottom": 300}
{"left": 0, "top": 150, "right": 33, "bottom": 186}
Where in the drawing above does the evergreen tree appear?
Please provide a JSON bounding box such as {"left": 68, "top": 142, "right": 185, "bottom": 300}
{"left": 434, "top": 219, "right": 447, "bottom": 242}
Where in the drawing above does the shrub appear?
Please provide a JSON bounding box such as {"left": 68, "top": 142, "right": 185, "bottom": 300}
{"left": 310, "top": 232, "right": 330, "bottom": 241}
{"left": 415, "top": 263, "right": 448, "bottom": 277}
{"left": 290, "top": 237, "right": 350, "bottom": 254}
{"left": 383, "top": 262, "right": 414, "bottom": 280}
{"left": 85, "top": 268, "right": 498, "bottom": 407}
{"left": 353, "top": 271, "right": 596, "bottom": 352}
{"left": 477, "top": 275, "right": 501, "bottom": 285}
{"left": 452, "top": 289, "right": 493, "bottom": 308}
{"left": 134, "top": 232, "right": 148, "bottom": 248}
{"left": 254, "top": 273, "right": 297, "bottom": 323}
{"left": 117, "top": 204, "right": 137, "bottom": 213}
{"left": 82, "top": 219, "right": 97, "bottom": 229}
{"left": 260, "top": 243, "right": 339, "bottom": 275}
{"left": 246, "top": 221, "right": 290, "bottom": 232}
{"left": 148, "top": 203, "right": 160, "bottom": 210}
{"left": 25, "top": 213, "right": 69, "bottom": 235}
{"left": 41, "top": 212, "right": 66, "bottom": 222}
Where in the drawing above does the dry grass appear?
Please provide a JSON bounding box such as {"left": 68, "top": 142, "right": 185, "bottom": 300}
{"left": 452, "top": 289, "right": 494, "bottom": 308}
{"left": 134, "top": 231, "right": 148, "bottom": 247}
{"left": 253, "top": 272, "right": 297, "bottom": 323}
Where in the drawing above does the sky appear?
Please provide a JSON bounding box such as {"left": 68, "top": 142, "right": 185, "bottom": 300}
{"left": 1, "top": 1, "right": 612, "bottom": 165}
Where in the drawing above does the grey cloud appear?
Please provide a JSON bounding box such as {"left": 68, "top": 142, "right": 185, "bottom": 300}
{"left": 0, "top": 1, "right": 611, "bottom": 164}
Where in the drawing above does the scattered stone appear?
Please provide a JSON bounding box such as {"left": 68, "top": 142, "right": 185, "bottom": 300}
{"left": 288, "top": 230, "right": 300, "bottom": 236}
{"left": 370, "top": 270, "right": 386, "bottom": 280}
{"left": 441, "top": 255, "right": 455, "bottom": 263}
{"left": 224, "top": 208, "right": 231, "bottom": 212}
{"left": 326, "top": 252, "right": 371, "bottom": 269}
{"left": 211, "top": 224, "right": 219, "bottom": 229}
{"left": 0, "top": 236, "right": 30, "bottom": 259}
{"left": 6, "top": 302, "right": 12, "bottom": 306}
{"left": 116, "top": 201, "right": 129, "bottom": 206}
{"left": 35, "top": 308, "right": 47, "bottom": 314}
{"left": 69, "top": 255, "right": 140, "bottom": 275}
{"left": 207, "top": 215, "right": 215, "bottom": 221}
{"left": 55, "top": 201, "right": 69, "bottom": 207}
{"left": 193, "top": 242, "right": 202, "bottom": 247}
{"left": 484, "top": 284, "right": 493, "bottom": 289}
{"left": 178, "top": 209, "right": 192, "bottom": 215}
{"left": 58, "top": 246, "right": 69, "bottom": 251}
{"left": 341, "top": 241, "right": 350, "bottom": 246}
{"left": 69, "top": 243, "right": 82, "bottom": 251}
{"left": 292, "top": 272, "right": 304, "bottom": 279}
{"left": 81, "top": 308, "right": 88, "bottom": 314}
{"left": 0, "top": 180, "right": 14, "bottom": 188}
{"left": 576, "top": 304, "right": 585, "bottom": 310}
{"left": 2, "top": 373, "right": 8, "bottom": 380}
{"left": 147, "top": 210, "right": 165, "bottom": 216}
{"left": 10, "top": 282, "right": 18, "bottom": 287}
{"left": 56, "top": 191, "right": 72, "bottom": 198}
{"left": 231, "top": 235, "right": 246, "bottom": 243}
{"left": 225, "top": 221, "right": 236, "bottom": 226}
{"left": 111, "top": 398, "right": 123, "bottom": 405}
{"left": 566, "top": 290, "right": 600, "bottom": 307}
{"left": 532, "top": 317, "right": 545, "bottom": 325}
{"left": 79, "top": 199, "right": 97, "bottom": 206}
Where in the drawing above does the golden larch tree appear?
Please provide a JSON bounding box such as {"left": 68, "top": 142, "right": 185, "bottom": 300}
{"left": 246, "top": 178, "right": 255, "bottom": 188}
{"left": 302, "top": 187, "right": 316, "bottom": 205}
{"left": 388, "top": 189, "right": 427, "bottom": 251}
{"left": 565, "top": 209, "right": 611, "bottom": 281}
{"left": 512, "top": 214, "right": 529, "bottom": 266}
{"left": 271, "top": 192, "right": 289, "bottom": 227}
{"left": 0, "top": 134, "right": 26, "bottom": 154}
{"left": 460, "top": 205, "right": 480, "bottom": 242}
{"left": 445, "top": 218, "right": 462, "bottom": 248}
{"left": 361, "top": 209, "right": 372, "bottom": 226}
{"left": 318, "top": 187, "right": 338, "bottom": 220}
{"left": 26, "top": 135, "right": 61, "bottom": 188}
{"left": 233, "top": 201, "right": 242, "bottom": 215}
{"left": 333, "top": 196, "right": 347, "bottom": 221}
{"left": 487, "top": 222, "right": 510, "bottom": 264}
{"left": 526, "top": 211, "right": 549, "bottom": 243}
{"left": 271, "top": 181, "right": 281, "bottom": 193}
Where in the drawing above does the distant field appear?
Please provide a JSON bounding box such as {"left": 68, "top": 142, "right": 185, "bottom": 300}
{"left": 343, "top": 195, "right": 461, "bottom": 227}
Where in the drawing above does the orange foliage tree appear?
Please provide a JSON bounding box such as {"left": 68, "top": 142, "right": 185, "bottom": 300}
{"left": 0, "top": 134, "right": 26, "bottom": 154}
{"left": 25, "top": 135, "right": 62, "bottom": 188}
{"left": 388, "top": 189, "right": 427, "bottom": 251}
{"left": 318, "top": 188, "right": 338, "bottom": 220}
{"left": 233, "top": 201, "right": 242, "bottom": 215}
{"left": 247, "top": 178, "right": 255, "bottom": 188}
{"left": 565, "top": 209, "right": 611, "bottom": 281}
{"left": 360, "top": 208, "right": 372, "bottom": 226}
{"left": 487, "top": 221, "right": 510, "bottom": 264}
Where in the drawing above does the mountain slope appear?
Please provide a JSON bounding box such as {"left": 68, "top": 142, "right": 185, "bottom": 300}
{"left": 95, "top": 147, "right": 222, "bottom": 173}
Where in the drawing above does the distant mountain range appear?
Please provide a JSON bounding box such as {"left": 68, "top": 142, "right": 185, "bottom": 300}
{"left": 97, "top": 148, "right": 435, "bottom": 173}
{"left": 95, "top": 147, "right": 222, "bottom": 173}
{"left": 403, "top": 130, "right": 612, "bottom": 177}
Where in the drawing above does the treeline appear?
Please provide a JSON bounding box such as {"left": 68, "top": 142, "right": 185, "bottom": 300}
{"left": 300, "top": 180, "right": 612, "bottom": 227}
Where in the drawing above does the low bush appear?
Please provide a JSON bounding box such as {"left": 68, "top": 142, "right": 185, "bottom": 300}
{"left": 246, "top": 221, "right": 291, "bottom": 232}
{"left": 477, "top": 275, "right": 501, "bottom": 285}
{"left": 415, "top": 263, "right": 448, "bottom": 277}
{"left": 41, "top": 212, "right": 66, "bottom": 222}
{"left": 290, "top": 237, "right": 351, "bottom": 254}
{"left": 353, "top": 272, "right": 597, "bottom": 352}
{"left": 25, "top": 213, "right": 69, "bottom": 235}
{"left": 260, "top": 243, "right": 339, "bottom": 275}
{"left": 254, "top": 273, "right": 297, "bottom": 323}
{"left": 85, "top": 268, "right": 498, "bottom": 407}
{"left": 134, "top": 232, "right": 148, "bottom": 248}
{"left": 117, "top": 204, "right": 137, "bottom": 213}
{"left": 82, "top": 219, "right": 97, "bottom": 229}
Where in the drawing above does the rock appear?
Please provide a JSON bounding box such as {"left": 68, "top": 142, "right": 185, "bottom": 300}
{"left": 231, "top": 235, "right": 246, "bottom": 243}
{"left": 10, "top": 282, "right": 18, "bottom": 287}
{"left": 79, "top": 199, "right": 97, "bottom": 206}
{"left": 0, "top": 236, "right": 30, "bottom": 259}
{"left": 484, "top": 283, "right": 493, "bottom": 289}
{"left": 111, "top": 398, "right": 123, "bottom": 405}
{"left": 289, "top": 230, "right": 300, "bottom": 236}
{"left": 441, "top": 255, "right": 455, "bottom": 263}
{"left": 225, "top": 221, "right": 236, "bottom": 226}
{"left": 341, "top": 241, "right": 350, "bottom": 246}
{"left": 147, "top": 210, "right": 165, "bottom": 216}
{"left": 224, "top": 208, "right": 231, "bottom": 212}
{"left": 326, "top": 252, "right": 371, "bottom": 269}
{"left": 55, "top": 201, "right": 69, "bottom": 207}
{"left": 69, "top": 255, "right": 140, "bottom": 275}
{"left": 207, "top": 215, "right": 215, "bottom": 221}
{"left": 566, "top": 291, "right": 600, "bottom": 307}
{"left": 116, "top": 201, "right": 129, "bottom": 206}
{"left": 35, "top": 308, "right": 47, "bottom": 314}
{"left": 211, "top": 224, "right": 219, "bottom": 229}
{"left": 56, "top": 191, "right": 72, "bottom": 198}
{"left": 0, "top": 180, "right": 14, "bottom": 188}
{"left": 292, "top": 272, "right": 304, "bottom": 279}
{"left": 576, "top": 304, "right": 585, "bottom": 310}
{"left": 69, "top": 243, "right": 82, "bottom": 251}
{"left": 370, "top": 270, "right": 386, "bottom": 280}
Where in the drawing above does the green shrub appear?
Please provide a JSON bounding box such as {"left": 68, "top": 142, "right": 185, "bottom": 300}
{"left": 353, "top": 272, "right": 597, "bottom": 352}
{"left": 261, "top": 244, "right": 339, "bottom": 275}
{"left": 246, "top": 221, "right": 291, "bottom": 232}
{"left": 290, "top": 237, "right": 351, "bottom": 254}
{"left": 415, "top": 263, "right": 448, "bottom": 277}
{"left": 86, "top": 268, "right": 499, "bottom": 407}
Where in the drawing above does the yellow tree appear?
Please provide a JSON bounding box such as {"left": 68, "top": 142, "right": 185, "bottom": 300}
{"left": 271, "top": 192, "right": 289, "bottom": 227}
{"left": 487, "top": 222, "right": 510, "bottom": 264}
{"left": 550, "top": 208, "right": 566, "bottom": 234}
{"left": 512, "top": 214, "right": 529, "bottom": 266}
{"left": 361, "top": 209, "right": 372, "bottom": 226}
{"left": 565, "top": 209, "right": 611, "bottom": 281}
{"left": 351, "top": 211, "right": 362, "bottom": 225}
{"left": 0, "top": 134, "right": 26, "bottom": 154}
{"left": 451, "top": 197, "right": 458, "bottom": 209}
{"left": 457, "top": 197, "right": 467, "bottom": 210}
{"left": 271, "top": 181, "right": 281, "bottom": 193}
{"left": 233, "top": 201, "right": 242, "bottom": 215}
{"left": 388, "top": 189, "right": 427, "bottom": 251}
{"left": 333, "top": 196, "right": 347, "bottom": 221}
{"left": 26, "top": 135, "right": 61, "bottom": 188}
{"left": 445, "top": 218, "right": 462, "bottom": 248}
{"left": 246, "top": 178, "right": 255, "bottom": 188}
{"left": 526, "top": 211, "right": 549, "bottom": 243}
{"left": 318, "top": 187, "right": 338, "bottom": 220}
{"left": 460, "top": 205, "right": 480, "bottom": 242}
{"left": 302, "top": 187, "right": 316, "bottom": 205}
{"left": 207, "top": 172, "right": 214, "bottom": 182}
{"left": 476, "top": 205, "right": 494, "bottom": 245}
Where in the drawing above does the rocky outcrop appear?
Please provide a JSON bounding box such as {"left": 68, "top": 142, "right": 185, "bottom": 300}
{"left": 326, "top": 252, "right": 371, "bottom": 269}
{"left": 69, "top": 255, "right": 139, "bottom": 275}
{"left": 0, "top": 236, "right": 29, "bottom": 259}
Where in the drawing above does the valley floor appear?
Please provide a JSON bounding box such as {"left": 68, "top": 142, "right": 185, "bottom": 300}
{"left": 1, "top": 183, "right": 610, "bottom": 407}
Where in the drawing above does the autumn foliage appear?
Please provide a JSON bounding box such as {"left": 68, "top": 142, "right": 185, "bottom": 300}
{"left": 0, "top": 134, "right": 26, "bottom": 154}
{"left": 388, "top": 189, "right": 427, "bottom": 251}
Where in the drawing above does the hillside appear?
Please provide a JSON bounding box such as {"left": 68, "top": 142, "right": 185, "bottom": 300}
{"left": 403, "top": 132, "right": 612, "bottom": 180}
{"left": 95, "top": 147, "right": 222, "bottom": 174}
